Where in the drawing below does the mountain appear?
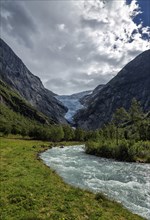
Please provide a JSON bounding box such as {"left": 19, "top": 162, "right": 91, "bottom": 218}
{"left": 75, "top": 49, "right": 150, "bottom": 130}
{"left": 0, "top": 38, "right": 67, "bottom": 124}
{"left": 0, "top": 79, "right": 51, "bottom": 124}
{"left": 80, "top": 84, "right": 104, "bottom": 106}
{"left": 0, "top": 79, "right": 57, "bottom": 135}
{"left": 56, "top": 90, "right": 92, "bottom": 124}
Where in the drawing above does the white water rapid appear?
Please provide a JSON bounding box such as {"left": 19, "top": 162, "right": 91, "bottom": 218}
{"left": 40, "top": 145, "right": 150, "bottom": 219}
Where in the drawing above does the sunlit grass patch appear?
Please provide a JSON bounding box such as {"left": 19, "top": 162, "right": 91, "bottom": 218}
{"left": 0, "top": 137, "right": 145, "bottom": 220}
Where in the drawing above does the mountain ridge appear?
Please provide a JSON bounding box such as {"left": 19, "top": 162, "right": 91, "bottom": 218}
{"left": 75, "top": 49, "right": 150, "bottom": 130}
{"left": 80, "top": 84, "right": 104, "bottom": 106}
{"left": 0, "top": 38, "right": 67, "bottom": 124}
{"left": 0, "top": 79, "right": 52, "bottom": 124}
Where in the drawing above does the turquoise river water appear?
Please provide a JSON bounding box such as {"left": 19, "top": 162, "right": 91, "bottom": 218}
{"left": 40, "top": 145, "right": 150, "bottom": 219}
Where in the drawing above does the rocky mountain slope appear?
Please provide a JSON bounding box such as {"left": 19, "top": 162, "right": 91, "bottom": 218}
{"left": 0, "top": 38, "right": 67, "bottom": 124}
{"left": 75, "top": 49, "right": 150, "bottom": 130}
{"left": 80, "top": 84, "right": 104, "bottom": 106}
{"left": 0, "top": 79, "right": 52, "bottom": 124}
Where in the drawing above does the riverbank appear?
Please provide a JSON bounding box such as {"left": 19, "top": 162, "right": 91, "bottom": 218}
{"left": 85, "top": 140, "right": 150, "bottom": 163}
{"left": 0, "top": 137, "right": 145, "bottom": 220}
{"left": 41, "top": 145, "right": 150, "bottom": 219}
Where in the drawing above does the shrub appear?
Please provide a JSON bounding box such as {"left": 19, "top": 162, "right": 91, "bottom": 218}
{"left": 115, "top": 140, "right": 136, "bottom": 162}
{"left": 85, "top": 141, "right": 99, "bottom": 154}
{"left": 98, "top": 143, "right": 115, "bottom": 158}
{"left": 146, "top": 156, "right": 150, "bottom": 163}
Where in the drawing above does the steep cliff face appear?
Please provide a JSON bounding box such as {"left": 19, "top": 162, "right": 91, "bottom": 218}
{"left": 80, "top": 84, "right": 104, "bottom": 106}
{"left": 0, "top": 79, "right": 52, "bottom": 124}
{"left": 0, "top": 38, "right": 67, "bottom": 123}
{"left": 75, "top": 50, "right": 150, "bottom": 130}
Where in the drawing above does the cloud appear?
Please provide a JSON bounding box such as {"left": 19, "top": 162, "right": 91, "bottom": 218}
{"left": 46, "top": 70, "right": 114, "bottom": 95}
{"left": 1, "top": 0, "right": 150, "bottom": 94}
{"left": 1, "top": 1, "right": 37, "bottom": 47}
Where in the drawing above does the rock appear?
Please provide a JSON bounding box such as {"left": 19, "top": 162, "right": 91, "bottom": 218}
{"left": 80, "top": 84, "right": 104, "bottom": 106}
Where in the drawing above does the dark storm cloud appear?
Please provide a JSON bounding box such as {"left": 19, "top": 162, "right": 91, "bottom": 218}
{"left": 1, "top": 1, "right": 37, "bottom": 47}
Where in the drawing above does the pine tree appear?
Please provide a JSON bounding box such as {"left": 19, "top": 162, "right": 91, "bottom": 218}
{"left": 129, "top": 98, "right": 143, "bottom": 123}
{"left": 113, "top": 107, "right": 129, "bottom": 145}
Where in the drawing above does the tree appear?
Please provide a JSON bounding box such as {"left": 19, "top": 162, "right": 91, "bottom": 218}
{"left": 113, "top": 107, "right": 129, "bottom": 145}
{"left": 75, "top": 128, "right": 85, "bottom": 141}
{"left": 139, "top": 120, "right": 150, "bottom": 141}
{"left": 129, "top": 98, "right": 143, "bottom": 123}
{"left": 103, "top": 123, "right": 116, "bottom": 140}
{"left": 128, "top": 98, "right": 144, "bottom": 141}
{"left": 50, "top": 125, "right": 64, "bottom": 142}
{"left": 3, "top": 125, "right": 12, "bottom": 136}
{"left": 113, "top": 107, "right": 129, "bottom": 125}
{"left": 63, "top": 125, "right": 74, "bottom": 141}
{"left": 21, "top": 127, "right": 28, "bottom": 137}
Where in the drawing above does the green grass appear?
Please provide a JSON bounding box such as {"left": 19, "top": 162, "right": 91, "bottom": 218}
{"left": 0, "top": 138, "right": 145, "bottom": 220}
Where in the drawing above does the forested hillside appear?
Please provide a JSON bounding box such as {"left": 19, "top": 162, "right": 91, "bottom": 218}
{"left": 0, "top": 79, "right": 53, "bottom": 135}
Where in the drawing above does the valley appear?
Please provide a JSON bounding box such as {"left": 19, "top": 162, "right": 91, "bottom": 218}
{"left": 0, "top": 38, "right": 150, "bottom": 220}
{"left": 1, "top": 0, "right": 150, "bottom": 219}
{"left": 55, "top": 91, "right": 92, "bottom": 124}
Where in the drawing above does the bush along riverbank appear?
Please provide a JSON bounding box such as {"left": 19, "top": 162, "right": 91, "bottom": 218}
{"left": 85, "top": 140, "right": 150, "bottom": 163}
{"left": 0, "top": 137, "right": 145, "bottom": 220}
{"left": 85, "top": 99, "right": 150, "bottom": 163}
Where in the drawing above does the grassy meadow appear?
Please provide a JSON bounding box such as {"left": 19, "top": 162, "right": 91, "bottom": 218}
{"left": 0, "top": 137, "right": 145, "bottom": 220}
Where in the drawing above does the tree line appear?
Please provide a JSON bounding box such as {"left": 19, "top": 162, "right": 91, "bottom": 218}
{"left": 85, "top": 98, "right": 150, "bottom": 162}
{"left": 0, "top": 103, "right": 86, "bottom": 142}
{"left": 1, "top": 98, "right": 150, "bottom": 162}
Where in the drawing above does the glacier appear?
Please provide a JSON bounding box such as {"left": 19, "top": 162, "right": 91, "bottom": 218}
{"left": 55, "top": 91, "right": 91, "bottom": 124}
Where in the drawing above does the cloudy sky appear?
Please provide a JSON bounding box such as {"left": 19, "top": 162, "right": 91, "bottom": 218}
{"left": 1, "top": 0, "right": 150, "bottom": 95}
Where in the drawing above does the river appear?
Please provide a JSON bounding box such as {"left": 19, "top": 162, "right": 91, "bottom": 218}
{"left": 40, "top": 145, "right": 150, "bottom": 219}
